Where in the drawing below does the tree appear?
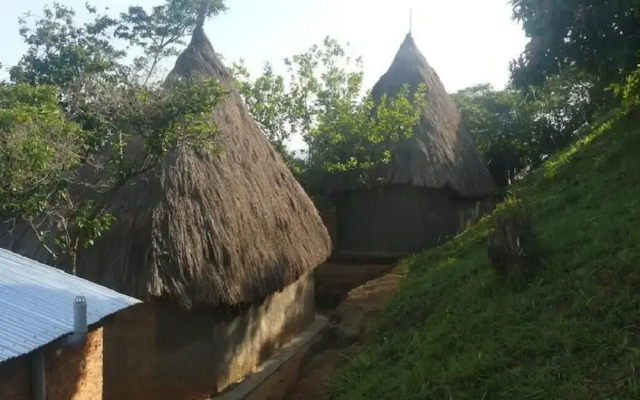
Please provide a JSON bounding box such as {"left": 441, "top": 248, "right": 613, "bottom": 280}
{"left": 611, "top": 64, "right": 640, "bottom": 112}
{"left": 509, "top": 0, "right": 640, "bottom": 90}
{"left": 232, "top": 37, "right": 426, "bottom": 187}
{"left": 1, "top": 0, "right": 229, "bottom": 273}
{"left": 233, "top": 61, "right": 294, "bottom": 158}
{"left": 117, "top": 0, "right": 227, "bottom": 84}
{"left": 453, "top": 84, "right": 528, "bottom": 187}
{"left": 9, "top": 3, "right": 124, "bottom": 86}
{"left": 0, "top": 77, "right": 227, "bottom": 273}
{"left": 521, "top": 71, "right": 593, "bottom": 161}
{"left": 309, "top": 83, "right": 425, "bottom": 175}
{"left": 0, "top": 84, "right": 85, "bottom": 222}
{"left": 0, "top": 0, "right": 230, "bottom": 272}
{"left": 10, "top": 0, "right": 227, "bottom": 86}
{"left": 453, "top": 73, "right": 592, "bottom": 187}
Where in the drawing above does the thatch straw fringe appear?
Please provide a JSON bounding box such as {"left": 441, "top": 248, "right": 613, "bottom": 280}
{"left": 319, "top": 33, "right": 495, "bottom": 198}
{"left": 0, "top": 25, "right": 331, "bottom": 309}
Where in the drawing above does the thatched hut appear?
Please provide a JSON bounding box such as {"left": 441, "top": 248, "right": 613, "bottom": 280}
{"left": 318, "top": 33, "right": 495, "bottom": 260}
{"left": 0, "top": 19, "right": 330, "bottom": 400}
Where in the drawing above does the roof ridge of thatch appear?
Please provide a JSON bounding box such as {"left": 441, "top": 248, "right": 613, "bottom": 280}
{"left": 317, "top": 33, "right": 496, "bottom": 198}
{"left": 0, "top": 25, "right": 331, "bottom": 310}
{"left": 400, "top": 32, "right": 416, "bottom": 47}
{"left": 195, "top": 0, "right": 208, "bottom": 32}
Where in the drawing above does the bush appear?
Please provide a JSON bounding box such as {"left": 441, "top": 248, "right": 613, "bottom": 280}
{"left": 487, "top": 197, "right": 539, "bottom": 287}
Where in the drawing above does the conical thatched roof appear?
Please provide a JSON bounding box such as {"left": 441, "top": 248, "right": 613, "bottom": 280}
{"left": 0, "top": 25, "right": 331, "bottom": 309}
{"left": 320, "top": 33, "right": 495, "bottom": 197}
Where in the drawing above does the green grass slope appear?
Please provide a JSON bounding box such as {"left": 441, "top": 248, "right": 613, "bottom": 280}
{"left": 330, "top": 111, "right": 640, "bottom": 400}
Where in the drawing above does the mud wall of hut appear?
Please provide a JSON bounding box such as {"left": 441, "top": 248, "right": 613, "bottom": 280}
{"left": 0, "top": 356, "right": 28, "bottom": 400}
{"left": 0, "top": 328, "right": 104, "bottom": 400}
{"left": 333, "top": 185, "right": 492, "bottom": 257}
{"left": 311, "top": 196, "right": 338, "bottom": 250}
{"left": 102, "top": 272, "right": 315, "bottom": 400}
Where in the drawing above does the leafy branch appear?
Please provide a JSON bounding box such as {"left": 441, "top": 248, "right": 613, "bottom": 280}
{"left": 0, "top": 77, "right": 227, "bottom": 273}
{"left": 232, "top": 37, "right": 426, "bottom": 189}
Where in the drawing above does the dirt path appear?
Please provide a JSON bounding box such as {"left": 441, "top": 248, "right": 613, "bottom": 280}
{"left": 283, "top": 265, "right": 406, "bottom": 400}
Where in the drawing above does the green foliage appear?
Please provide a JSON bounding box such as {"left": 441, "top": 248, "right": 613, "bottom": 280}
{"left": 65, "top": 76, "right": 227, "bottom": 183}
{"left": 611, "top": 64, "right": 640, "bottom": 110}
{"left": 10, "top": 0, "right": 227, "bottom": 86}
{"left": 0, "top": 76, "right": 226, "bottom": 272}
{"left": 232, "top": 37, "right": 425, "bottom": 187}
{"left": 510, "top": 0, "right": 640, "bottom": 91}
{"left": 0, "top": 0, "right": 228, "bottom": 272}
{"left": 331, "top": 109, "right": 640, "bottom": 399}
{"left": 117, "top": 0, "right": 227, "bottom": 84}
{"left": 54, "top": 200, "right": 116, "bottom": 274}
{"left": 311, "top": 83, "right": 425, "bottom": 174}
{"left": 233, "top": 61, "right": 293, "bottom": 156}
{"left": 0, "top": 84, "right": 84, "bottom": 218}
{"left": 453, "top": 84, "right": 528, "bottom": 186}
{"left": 74, "top": 203, "right": 116, "bottom": 249}
{"left": 453, "top": 72, "right": 592, "bottom": 187}
{"left": 9, "top": 3, "right": 124, "bottom": 86}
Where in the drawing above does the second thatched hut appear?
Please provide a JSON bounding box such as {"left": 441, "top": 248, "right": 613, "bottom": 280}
{"left": 0, "top": 19, "right": 330, "bottom": 400}
{"left": 318, "top": 33, "right": 496, "bottom": 261}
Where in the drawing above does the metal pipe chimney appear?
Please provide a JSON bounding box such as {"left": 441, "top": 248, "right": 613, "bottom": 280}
{"left": 73, "top": 296, "right": 87, "bottom": 335}
{"left": 65, "top": 296, "right": 87, "bottom": 347}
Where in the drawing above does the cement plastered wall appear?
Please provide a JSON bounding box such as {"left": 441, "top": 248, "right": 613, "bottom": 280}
{"left": 103, "top": 272, "right": 315, "bottom": 400}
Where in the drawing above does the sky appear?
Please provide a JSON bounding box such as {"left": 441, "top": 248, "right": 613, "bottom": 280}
{"left": 0, "top": 0, "right": 528, "bottom": 91}
{"left": 0, "top": 0, "right": 529, "bottom": 149}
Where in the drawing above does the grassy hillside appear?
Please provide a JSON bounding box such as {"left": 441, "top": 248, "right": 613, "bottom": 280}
{"left": 329, "top": 110, "right": 640, "bottom": 400}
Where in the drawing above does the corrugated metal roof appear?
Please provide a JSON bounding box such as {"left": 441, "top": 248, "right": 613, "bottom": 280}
{"left": 0, "top": 248, "right": 140, "bottom": 362}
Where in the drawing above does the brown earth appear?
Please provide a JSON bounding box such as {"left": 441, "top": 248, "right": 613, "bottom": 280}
{"left": 314, "top": 262, "right": 396, "bottom": 312}
{"left": 282, "top": 264, "right": 406, "bottom": 400}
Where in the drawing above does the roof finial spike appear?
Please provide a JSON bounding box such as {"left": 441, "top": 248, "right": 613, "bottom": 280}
{"left": 409, "top": 8, "right": 412, "bottom": 35}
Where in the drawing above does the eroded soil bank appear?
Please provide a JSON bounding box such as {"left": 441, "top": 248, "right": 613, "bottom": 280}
{"left": 282, "top": 263, "right": 406, "bottom": 400}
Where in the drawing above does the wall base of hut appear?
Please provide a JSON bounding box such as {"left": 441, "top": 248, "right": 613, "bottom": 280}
{"left": 333, "top": 185, "right": 494, "bottom": 258}
{"left": 210, "top": 315, "right": 328, "bottom": 400}
{"left": 102, "top": 272, "right": 315, "bottom": 400}
{"left": 311, "top": 196, "right": 338, "bottom": 251}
